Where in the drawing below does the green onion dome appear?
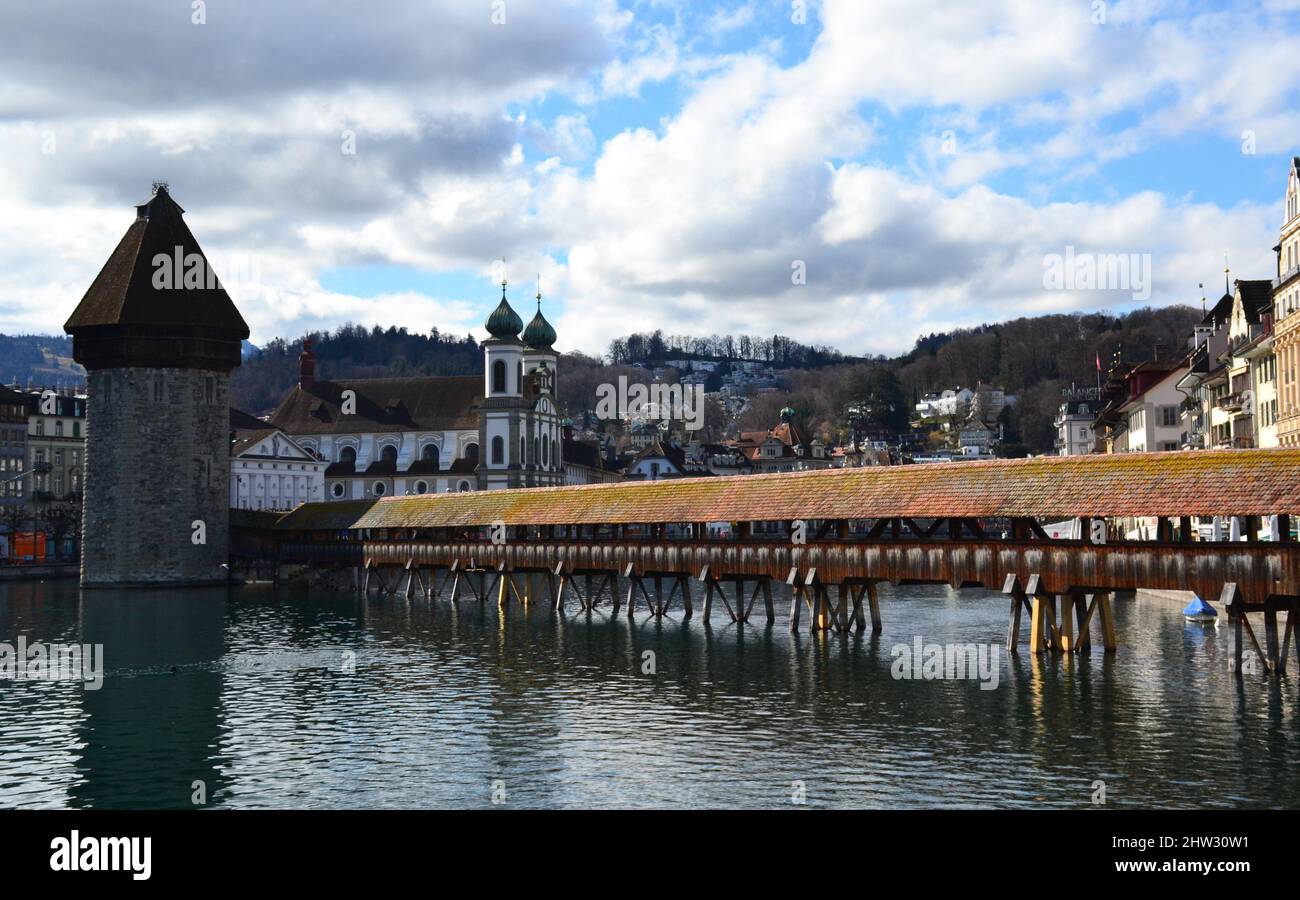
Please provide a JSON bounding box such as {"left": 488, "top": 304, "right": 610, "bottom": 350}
{"left": 522, "top": 300, "right": 557, "bottom": 351}
{"left": 485, "top": 284, "right": 523, "bottom": 339}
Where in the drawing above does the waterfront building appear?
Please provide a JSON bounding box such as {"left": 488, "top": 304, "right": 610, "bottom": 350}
{"left": 26, "top": 389, "right": 86, "bottom": 505}
{"left": 268, "top": 286, "right": 564, "bottom": 496}
{"left": 1274, "top": 157, "right": 1300, "bottom": 447}
{"left": 1176, "top": 292, "right": 1235, "bottom": 449}
{"left": 1175, "top": 280, "right": 1274, "bottom": 449}
{"left": 229, "top": 408, "right": 326, "bottom": 511}
{"left": 24, "top": 388, "right": 87, "bottom": 559}
{"left": 1223, "top": 280, "right": 1276, "bottom": 448}
{"left": 0, "top": 386, "right": 31, "bottom": 558}
{"left": 1095, "top": 355, "right": 1185, "bottom": 452}
{"left": 64, "top": 184, "right": 249, "bottom": 587}
{"left": 1053, "top": 397, "right": 1099, "bottom": 455}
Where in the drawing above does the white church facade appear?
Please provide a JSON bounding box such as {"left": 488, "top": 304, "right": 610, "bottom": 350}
{"left": 266, "top": 283, "right": 565, "bottom": 499}
{"left": 230, "top": 408, "right": 327, "bottom": 510}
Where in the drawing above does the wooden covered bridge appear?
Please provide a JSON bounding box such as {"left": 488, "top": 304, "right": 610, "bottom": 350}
{"left": 235, "top": 449, "right": 1300, "bottom": 676}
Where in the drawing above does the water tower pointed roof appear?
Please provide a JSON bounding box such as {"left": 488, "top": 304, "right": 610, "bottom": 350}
{"left": 64, "top": 184, "right": 249, "bottom": 335}
{"left": 485, "top": 283, "right": 523, "bottom": 339}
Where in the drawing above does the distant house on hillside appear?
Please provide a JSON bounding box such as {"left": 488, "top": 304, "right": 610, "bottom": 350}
{"left": 729, "top": 407, "right": 833, "bottom": 473}
{"left": 625, "top": 437, "right": 692, "bottom": 480}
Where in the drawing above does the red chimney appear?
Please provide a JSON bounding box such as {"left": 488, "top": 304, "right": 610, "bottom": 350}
{"left": 299, "top": 337, "right": 316, "bottom": 389}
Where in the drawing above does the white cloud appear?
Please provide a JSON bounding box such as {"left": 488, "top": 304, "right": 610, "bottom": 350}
{"left": 0, "top": 0, "right": 1296, "bottom": 361}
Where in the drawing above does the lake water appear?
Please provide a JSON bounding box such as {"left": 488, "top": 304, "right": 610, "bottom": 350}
{"left": 2, "top": 578, "right": 1298, "bottom": 809}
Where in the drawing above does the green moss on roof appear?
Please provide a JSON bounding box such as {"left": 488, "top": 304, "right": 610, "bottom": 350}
{"left": 272, "top": 449, "right": 1300, "bottom": 532}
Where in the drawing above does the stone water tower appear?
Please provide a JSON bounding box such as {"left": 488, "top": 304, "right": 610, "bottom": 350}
{"left": 64, "top": 184, "right": 249, "bottom": 587}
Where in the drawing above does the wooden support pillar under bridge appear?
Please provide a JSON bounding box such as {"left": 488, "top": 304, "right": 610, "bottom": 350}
{"left": 349, "top": 558, "right": 891, "bottom": 635}
{"left": 1003, "top": 574, "right": 1116, "bottom": 656}
{"left": 1223, "top": 584, "right": 1300, "bottom": 678}
{"left": 307, "top": 559, "right": 1293, "bottom": 681}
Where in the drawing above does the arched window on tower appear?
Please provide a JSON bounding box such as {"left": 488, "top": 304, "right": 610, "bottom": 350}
{"left": 493, "top": 360, "right": 507, "bottom": 394}
{"left": 542, "top": 433, "right": 549, "bottom": 467}
{"left": 422, "top": 444, "right": 440, "bottom": 470}
{"left": 339, "top": 446, "right": 357, "bottom": 465}
{"left": 491, "top": 436, "right": 504, "bottom": 465}
{"left": 464, "top": 443, "right": 479, "bottom": 464}
{"left": 380, "top": 445, "right": 398, "bottom": 466}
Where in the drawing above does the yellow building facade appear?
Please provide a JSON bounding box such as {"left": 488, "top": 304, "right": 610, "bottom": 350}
{"left": 1274, "top": 159, "right": 1300, "bottom": 447}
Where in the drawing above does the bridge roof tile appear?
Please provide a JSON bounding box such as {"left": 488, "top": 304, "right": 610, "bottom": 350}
{"left": 272, "top": 449, "right": 1300, "bottom": 531}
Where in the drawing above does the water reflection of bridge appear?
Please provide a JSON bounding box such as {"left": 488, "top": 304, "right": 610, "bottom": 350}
{"left": 237, "top": 450, "right": 1300, "bottom": 677}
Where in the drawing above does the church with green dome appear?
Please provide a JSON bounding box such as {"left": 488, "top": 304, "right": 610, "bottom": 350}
{"left": 478, "top": 280, "right": 564, "bottom": 490}
{"left": 268, "top": 277, "right": 567, "bottom": 496}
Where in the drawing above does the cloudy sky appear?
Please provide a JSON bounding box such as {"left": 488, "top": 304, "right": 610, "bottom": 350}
{"left": 3, "top": 0, "right": 1299, "bottom": 357}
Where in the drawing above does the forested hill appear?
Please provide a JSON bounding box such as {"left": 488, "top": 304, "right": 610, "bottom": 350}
{"left": 893, "top": 305, "right": 1202, "bottom": 450}
{"left": 4, "top": 305, "right": 1206, "bottom": 456}
{"left": 607, "top": 331, "right": 865, "bottom": 368}
{"left": 230, "top": 324, "right": 482, "bottom": 414}
{"left": 895, "top": 305, "right": 1200, "bottom": 399}
{"left": 0, "top": 334, "right": 81, "bottom": 387}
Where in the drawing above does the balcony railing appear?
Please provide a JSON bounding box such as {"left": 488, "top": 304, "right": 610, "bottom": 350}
{"left": 1215, "top": 392, "right": 1247, "bottom": 413}
{"left": 1273, "top": 263, "right": 1300, "bottom": 290}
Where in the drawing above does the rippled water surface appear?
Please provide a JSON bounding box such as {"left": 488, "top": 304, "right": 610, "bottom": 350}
{"left": 1, "top": 578, "right": 1298, "bottom": 809}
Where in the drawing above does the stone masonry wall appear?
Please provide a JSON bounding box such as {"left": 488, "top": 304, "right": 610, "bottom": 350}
{"left": 82, "top": 367, "right": 231, "bottom": 587}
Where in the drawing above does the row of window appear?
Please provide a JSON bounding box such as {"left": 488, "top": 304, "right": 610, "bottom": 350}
{"left": 329, "top": 443, "right": 479, "bottom": 468}
{"left": 242, "top": 462, "right": 317, "bottom": 471}
{"left": 32, "top": 449, "right": 80, "bottom": 467}
{"left": 0, "top": 455, "right": 21, "bottom": 498}
{"left": 1260, "top": 398, "right": 1280, "bottom": 427}
{"left": 32, "top": 420, "right": 81, "bottom": 438}
{"left": 489, "top": 433, "right": 560, "bottom": 467}
{"left": 328, "top": 480, "right": 473, "bottom": 499}
{"left": 236, "top": 476, "right": 314, "bottom": 495}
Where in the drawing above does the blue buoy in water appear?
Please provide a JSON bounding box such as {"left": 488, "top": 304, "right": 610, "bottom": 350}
{"left": 1183, "top": 596, "right": 1218, "bottom": 623}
